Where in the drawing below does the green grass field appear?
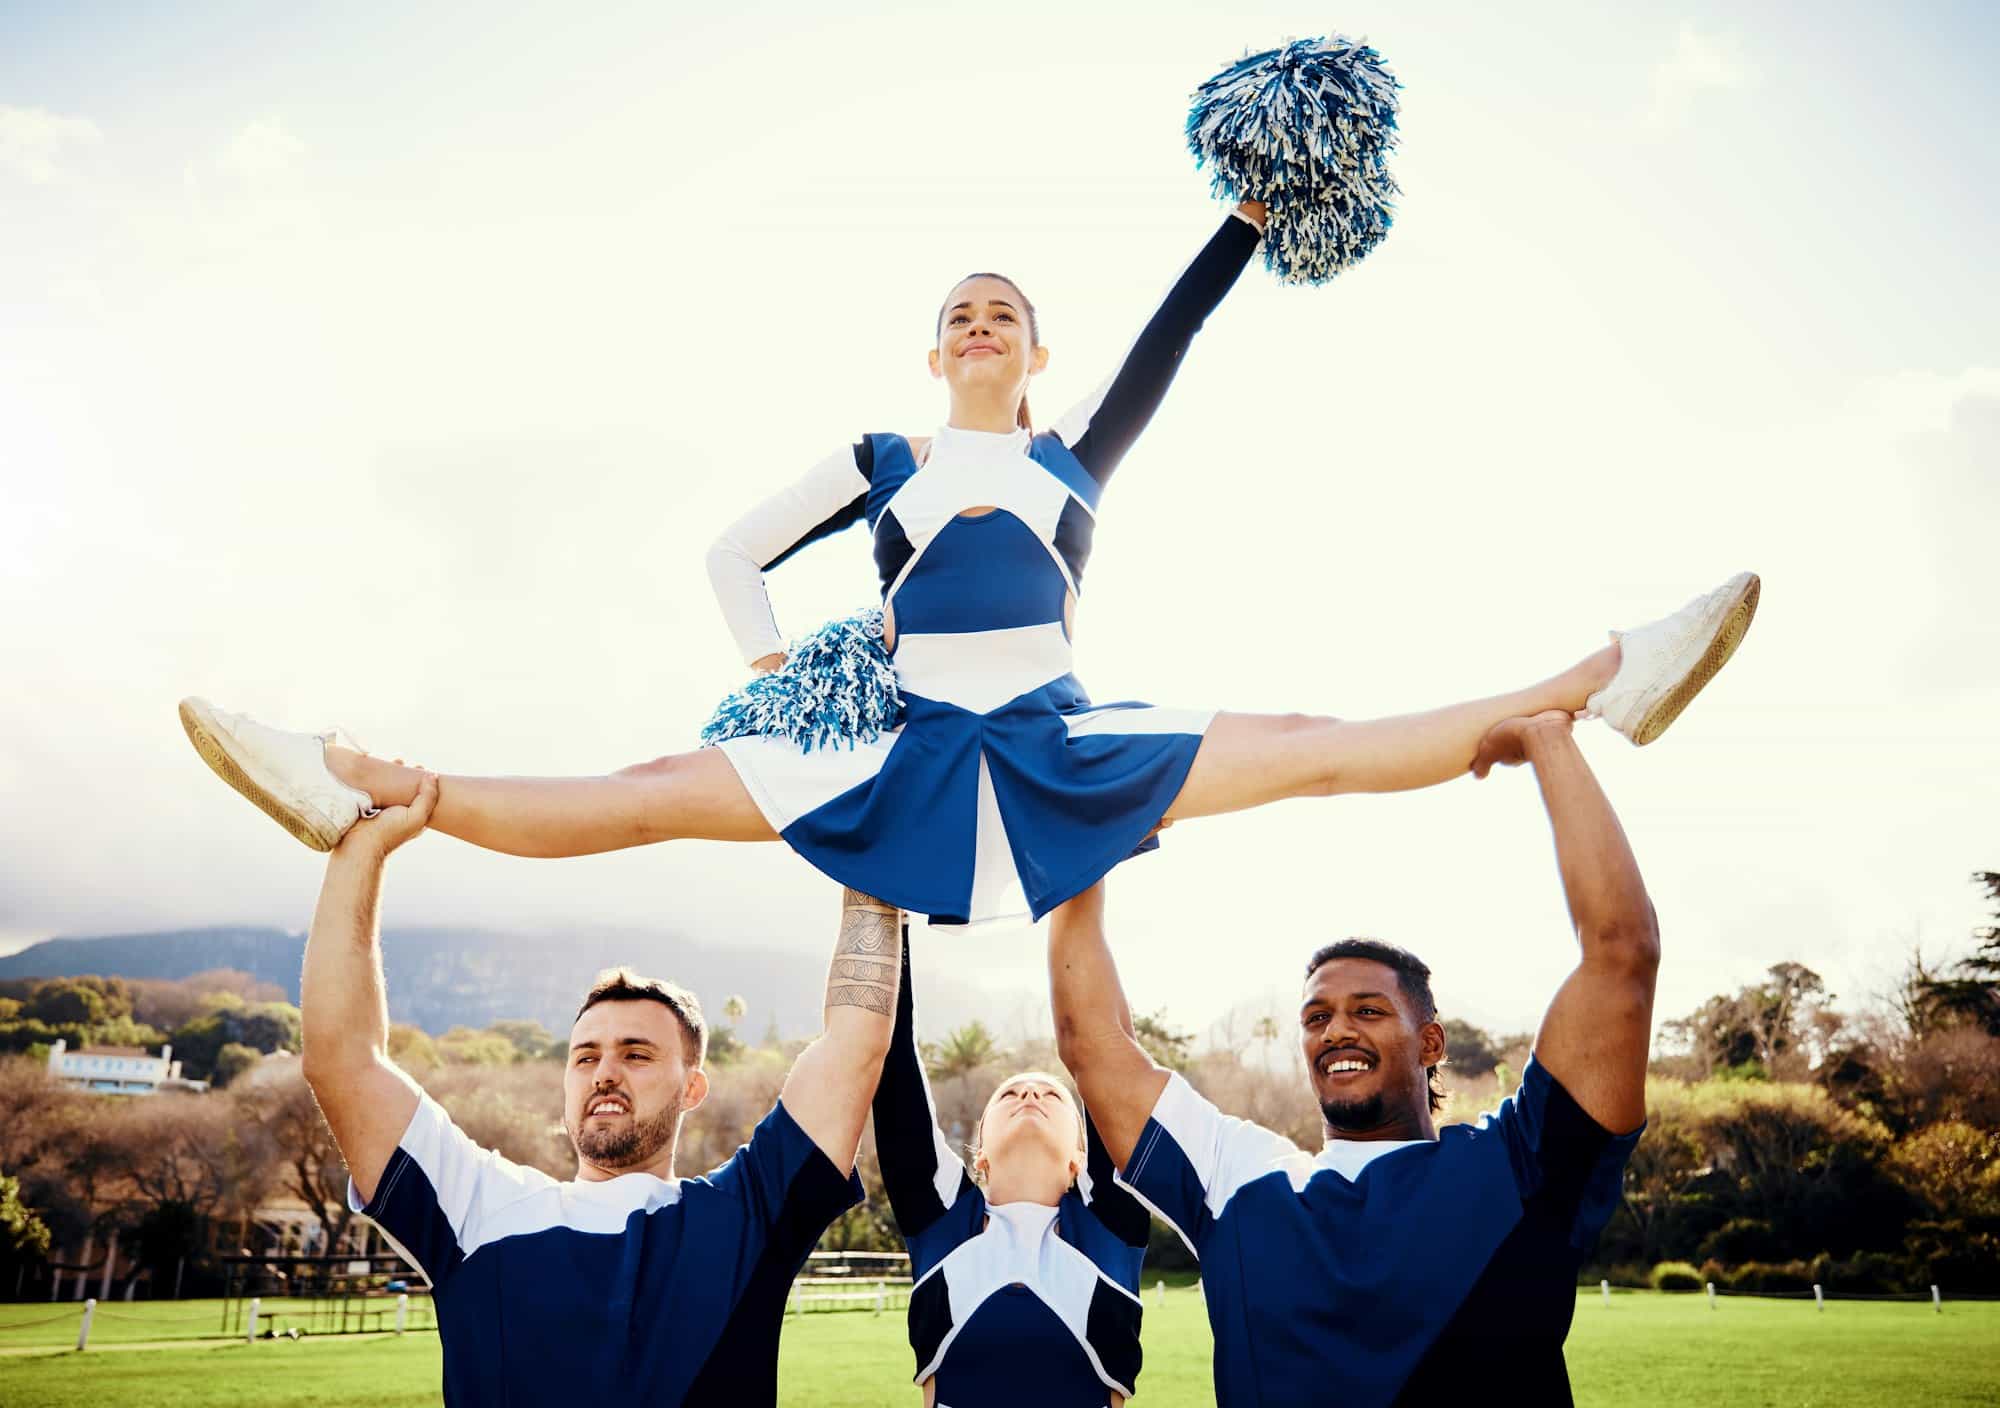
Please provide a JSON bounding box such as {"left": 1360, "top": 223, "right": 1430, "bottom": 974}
{"left": 2, "top": 1291, "right": 1995, "bottom": 1406}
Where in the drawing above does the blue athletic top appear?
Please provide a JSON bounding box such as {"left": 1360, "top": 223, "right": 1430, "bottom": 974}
{"left": 873, "top": 946, "right": 1150, "bottom": 1406}
{"left": 351, "top": 1093, "right": 862, "bottom": 1407}
{"left": 1119, "top": 1057, "right": 1639, "bottom": 1407}
{"left": 709, "top": 214, "right": 1262, "bottom": 927}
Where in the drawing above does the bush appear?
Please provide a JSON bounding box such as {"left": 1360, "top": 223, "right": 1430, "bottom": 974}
{"left": 1650, "top": 1260, "right": 1704, "bottom": 1292}
{"left": 1903, "top": 1218, "right": 2000, "bottom": 1294}
{"left": 1822, "top": 1250, "right": 1912, "bottom": 1294}
{"left": 1727, "top": 1260, "right": 1815, "bottom": 1293}
{"left": 1698, "top": 1217, "right": 1781, "bottom": 1264}
{"left": 211, "top": 1043, "right": 262, "bottom": 1088}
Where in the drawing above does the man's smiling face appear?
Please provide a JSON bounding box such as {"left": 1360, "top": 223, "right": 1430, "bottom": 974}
{"left": 1298, "top": 957, "right": 1445, "bottom": 1138}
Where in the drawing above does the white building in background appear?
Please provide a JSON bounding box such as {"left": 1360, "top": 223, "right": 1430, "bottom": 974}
{"left": 46, "top": 1038, "right": 209, "bottom": 1095}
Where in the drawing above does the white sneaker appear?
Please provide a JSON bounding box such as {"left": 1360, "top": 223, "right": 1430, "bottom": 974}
{"left": 1588, "top": 572, "right": 1761, "bottom": 746}
{"left": 178, "top": 697, "right": 380, "bottom": 851}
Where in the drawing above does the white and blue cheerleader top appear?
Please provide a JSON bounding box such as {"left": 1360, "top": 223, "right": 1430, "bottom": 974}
{"left": 707, "top": 213, "right": 1262, "bottom": 927}
{"left": 871, "top": 944, "right": 1152, "bottom": 1407}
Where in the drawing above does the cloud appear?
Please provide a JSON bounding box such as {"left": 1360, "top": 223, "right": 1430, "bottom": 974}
{"left": 218, "top": 118, "right": 307, "bottom": 181}
{"left": 1646, "top": 25, "right": 1753, "bottom": 130}
{"left": 1861, "top": 366, "right": 2000, "bottom": 434}
{"left": 0, "top": 105, "right": 103, "bottom": 184}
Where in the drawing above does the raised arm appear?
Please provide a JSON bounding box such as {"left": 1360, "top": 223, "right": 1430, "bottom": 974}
{"left": 1474, "top": 712, "right": 1660, "bottom": 1133}
{"left": 705, "top": 441, "right": 875, "bottom": 670}
{"left": 299, "top": 776, "right": 437, "bottom": 1203}
{"left": 871, "top": 941, "right": 975, "bottom": 1244}
{"left": 1047, "top": 202, "right": 1266, "bottom": 490}
{"left": 1048, "top": 883, "right": 1169, "bottom": 1168}
{"left": 779, "top": 887, "right": 902, "bottom": 1172}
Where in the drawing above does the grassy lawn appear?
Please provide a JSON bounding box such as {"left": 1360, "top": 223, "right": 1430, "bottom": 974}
{"left": 0, "top": 1294, "right": 434, "bottom": 1348}
{"left": 1, "top": 1291, "right": 1995, "bottom": 1405}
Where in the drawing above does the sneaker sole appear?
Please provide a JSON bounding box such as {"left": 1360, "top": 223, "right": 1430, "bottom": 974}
{"left": 178, "top": 698, "right": 341, "bottom": 851}
{"left": 1631, "top": 574, "right": 1761, "bottom": 746}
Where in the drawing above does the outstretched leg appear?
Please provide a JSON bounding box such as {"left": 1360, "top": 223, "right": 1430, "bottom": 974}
{"left": 1165, "top": 644, "right": 1618, "bottom": 821}
{"left": 324, "top": 746, "right": 777, "bottom": 855}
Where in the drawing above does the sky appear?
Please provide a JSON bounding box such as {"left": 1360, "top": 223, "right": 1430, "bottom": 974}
{"left": 2, "top": 0, "right": 1996, "bottom": 1048}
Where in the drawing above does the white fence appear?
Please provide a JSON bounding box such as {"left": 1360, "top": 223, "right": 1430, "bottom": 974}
{"left": 787, "top": 1250, "right": 913, "bottom": 1316}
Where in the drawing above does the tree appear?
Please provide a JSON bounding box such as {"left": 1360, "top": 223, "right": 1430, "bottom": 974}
{"left": 1913, "top": 872, "right": 2000, "bottom": 1035}
{"left": 486, "top": 1019, "right": 560, "bottom": 1061}
{"left": 723, "top": 996, "right": 748, "bottom": 1025}
{"left": 0, "top": 1171, "right": 50, "bottom": 1260}
{"left": 1440, "top": 1018, "right": 1506, "bottom": 1078}
{"left": 388, "top": 1024, "right": 440, "bottom": 1072}
{"left": 129, "top": 971, "right": 286, "bottom": 1033}
{"left": 170, "top": 1001, "right": 303, "bottom": 1080}
{"left": 1133, "top": 1009, "right": 1194, "bottom": 1072}
{"left": 437, "top": 1027, "right": 519, "bottom": 1066}
{"left": 1658, "top": 964, "right": 1834, "bottom": 1081}
{"left": 926, "top": 1022, "right": 998, "bottom": 1081}
{"left": 22, "top": 977, "right": 130, "bottom": 1027}
{"left": 240, "top": 1065, "right": 361, "bottom": 1253}
{"left": 212, "top": 1043, "right": 262, "bottom": 1088}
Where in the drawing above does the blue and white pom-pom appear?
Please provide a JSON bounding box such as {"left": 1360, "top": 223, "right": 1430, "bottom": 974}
{"left": 699, "top": 609, "right": 904, "bottom": 754}
{"left": 1187, "top": 36, "right": 1402, "bottom": 285}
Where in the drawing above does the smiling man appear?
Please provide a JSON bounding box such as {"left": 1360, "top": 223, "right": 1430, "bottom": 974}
{"left": 299, "top": 774, "right": 900, "bottom": 1407}
{"left": 1051, "top": 711, "right": 1658, "bottom": 1407}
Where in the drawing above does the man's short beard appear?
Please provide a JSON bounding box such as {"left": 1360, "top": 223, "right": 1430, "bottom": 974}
{"left": 1320, "top": 1093, "right": 1386, "bottom": 1133}
{"left": 572, "top": 1100, "right": 681, "bottom": 1169}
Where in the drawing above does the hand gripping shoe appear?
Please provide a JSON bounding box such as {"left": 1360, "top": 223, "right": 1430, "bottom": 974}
{"left": 178, "top": 697, "right": 381, "bottom": 850}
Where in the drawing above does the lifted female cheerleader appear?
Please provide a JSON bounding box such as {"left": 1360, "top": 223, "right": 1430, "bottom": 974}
{"left": 180, "top": 202, "right": 1758, "bottom": 926}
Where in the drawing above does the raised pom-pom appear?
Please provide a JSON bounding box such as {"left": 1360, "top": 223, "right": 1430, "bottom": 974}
{"left": 700, "top": 610, "right": 904, "bottom": 754}
{"left": 1187, "top": 36, "right": 1402, "bottom": 285}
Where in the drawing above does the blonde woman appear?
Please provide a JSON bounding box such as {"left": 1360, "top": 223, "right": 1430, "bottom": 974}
{"left": 871, "top": 940, "right": 1149, "bottom": 1407}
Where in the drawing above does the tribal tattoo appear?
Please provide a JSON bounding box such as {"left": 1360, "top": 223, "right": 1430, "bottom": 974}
{"left": 827, "top": 888, "right": 901, "bottom": 1015}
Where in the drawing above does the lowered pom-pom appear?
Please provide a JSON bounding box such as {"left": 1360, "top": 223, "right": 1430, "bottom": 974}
{"left": 1187, "top": 36, "right": 1401, "bottom": 285}
{"left": 700, "top": 610, "right": 904, "bottom": 754}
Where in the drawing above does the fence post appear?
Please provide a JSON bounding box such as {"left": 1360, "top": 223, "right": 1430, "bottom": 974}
{"left": 787, "top": 1284, "right": 797, "bottom": 1317}
{"left": 1600, "top": 1279, "right": 1610, "bottom": 1307}
{"left": 1813, "top": 1284, "right": 1824, "bottom": 1312}
{"left": 1705, "top": 1282, "right": 1716, "bottom": 1310}
{"left": 1157, "top": 1280, "right": 1167, "bottom": 1308}
{"left": 396, "top": 1293, "right": 409, "bottom": 1335}
{"left": 874, "top": 1282, "right": 884, "bottom": 1317}
{"left": 1931, "top": 1284, "right": 1941, "bottom": 1314}
{"left": 51, "top": 1268, "right": 62, "bottom": 1302}
{"left": 247, "top": 1296, "right": 260, "bottom": 1343}
{"left": 174, "top": 1257, "right": 185, "bottom": 1300}
{"left": 76, "top": 1298, "right": 95, "bottom": 1352}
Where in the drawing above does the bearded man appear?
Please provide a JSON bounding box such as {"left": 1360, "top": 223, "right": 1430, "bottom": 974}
{"left": 299, "top": 774, "right": 900, "bottom": 1406}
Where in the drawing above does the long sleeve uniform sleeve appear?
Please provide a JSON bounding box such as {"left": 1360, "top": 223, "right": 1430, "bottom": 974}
{"left": 705, "top": 443, "right": 872, "bottom": 665}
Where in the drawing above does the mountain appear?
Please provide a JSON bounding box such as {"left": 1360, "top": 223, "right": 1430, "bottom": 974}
{"left": 0, "top": 924, "right": 1023, "bottom": 1041}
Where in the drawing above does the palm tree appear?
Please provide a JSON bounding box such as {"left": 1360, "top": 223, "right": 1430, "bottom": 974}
{"left": 723, "top": 995, "right": 747, "bottom": 1026}
{"left": 926, "top": 1021, "right": 998, "bottom": 1081}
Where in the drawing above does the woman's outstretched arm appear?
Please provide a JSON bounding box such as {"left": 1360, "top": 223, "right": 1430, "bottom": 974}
{"left": 706, "top": 440, "right": 875, "bottom": 668}
{"left": 870, "top": 938, "right": 976, "bottom": 1245}
{"left": 1047, "top": 202, "right": 1267, "bottom": 491}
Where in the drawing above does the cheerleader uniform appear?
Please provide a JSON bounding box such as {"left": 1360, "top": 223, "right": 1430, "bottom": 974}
{"left": 872, "top": 945, "right": 1151, "bottom": 1407}
{"left": 707, "top": 213, "right": 1261, "bottom": 927}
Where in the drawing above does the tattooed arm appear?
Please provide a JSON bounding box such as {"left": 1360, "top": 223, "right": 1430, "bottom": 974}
{"left": 779, "top": 888, "right": 904, "bottom": 1171}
